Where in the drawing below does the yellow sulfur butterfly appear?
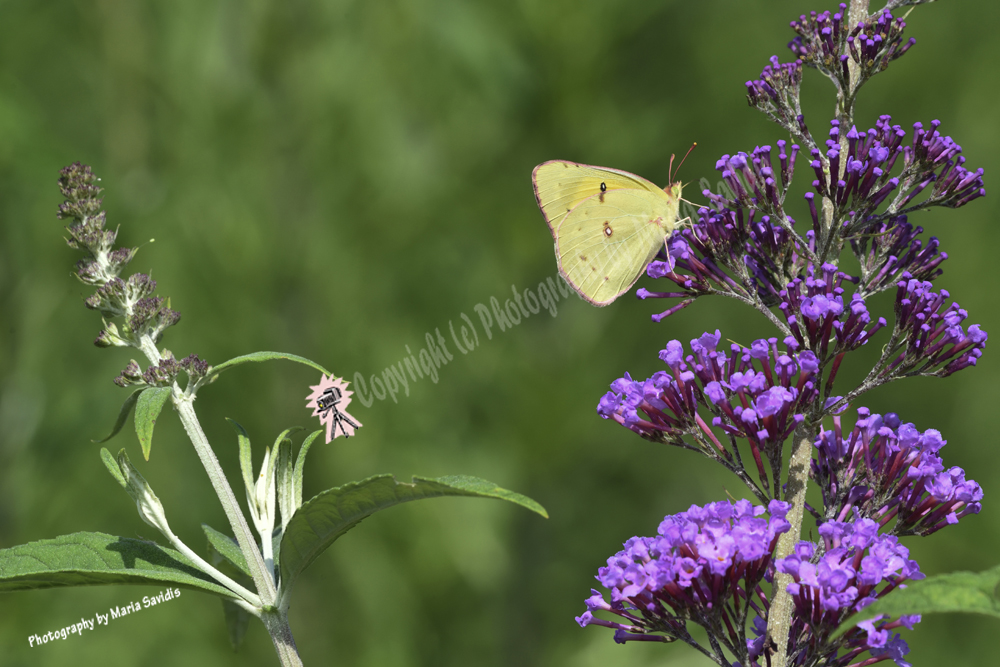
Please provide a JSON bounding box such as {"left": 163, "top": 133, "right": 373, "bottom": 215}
{"left": 531, "top": 149, "right": 692, "bottom": 306}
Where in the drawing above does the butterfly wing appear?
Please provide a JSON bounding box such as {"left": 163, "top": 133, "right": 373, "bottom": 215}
{"left": 555, "top": 187, "right": 680, "bottom": 306}
{"left": 532, "top": 160, "right": 667, "bottom": 240}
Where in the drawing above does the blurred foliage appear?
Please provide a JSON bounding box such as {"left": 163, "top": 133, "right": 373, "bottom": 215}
{"left": 1, "top": 0, "right": 998, "bottom": 665}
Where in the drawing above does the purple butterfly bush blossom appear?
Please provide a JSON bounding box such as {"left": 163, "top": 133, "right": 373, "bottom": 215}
{"left": 813, "top": 409, "right": 983, "bottom": 536}
{"left": 769, "top": 519, "right": 923, "bottom": 667}
{"left": 579, "top": 4, "right": 986, "bottom": 666}
{"left": 576, "top": 499, "right": 792, "bottom": 659}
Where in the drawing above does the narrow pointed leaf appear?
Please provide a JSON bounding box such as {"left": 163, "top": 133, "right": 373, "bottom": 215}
{"left": 113, "top": 448, "right": 171, "bottom": 536}
{"left": 0, "top": 532, "right": 235, "bottom": 598}
{"left": 92, "top": 388, "right": 144, "bottom": 443}
{"left": 100, "top": 447, "right": 127, "bottom": 488}
{"left": 258, "top": 445, "right": 278, "bottom": 528}
{"left": 134, "top": 386, "right": 172, "bottom": 460}
{"left": 208, "top": 351, "right": 329, "bottom": 380}
{"left": 835, "top": 566, "right": 1000, "bottom": 637}
{"left": 227, "top": 419, "right": 256, "bottom": 516}
{"left": 205, "top": 528, "right": 254, "bottom": 651}
{"left": 270, "top": 428, "right": 302, "bottom": 533}
{"left": 222, "top": 598, "right": 251, "bottom": 651}
{"left": 278, "top": 474, "right": 547, "bottom": 589}
{"left": 271, "top": 427, "right": 304, "bottom": 451}
{"left": 202, "top": 525, "right": 250, "bottom": 579}
{"left": 293, "top": 430, "right": 323, "bottom": 509}
{"left": 276, "top": 438, "right": 295, "bottom": 533}
{"left": 433, "top": 476, "right": 548, "bottom": 516}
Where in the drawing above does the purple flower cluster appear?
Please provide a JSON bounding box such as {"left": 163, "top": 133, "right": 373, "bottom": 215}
{"left": 577, "top": 499, "right": 790, "bottom": 650}
{"left": 788, "top": 5, "right": 915, "bottom": 84}
{"left": 904, "top": 120, "right": 986, "bottom": 210}
{"left": 711, "top": 142, "right": 801, "bottom": 215}
{"left": 638, "top": 116, "right": 983, "bottom": 333}
{"left": 803, "top": 117, "right": 985, "bottom": 228}
{"left": 788, "top": 6, "right": 850, "bottom": 64}
{"left": 639, "top": 204, "right": 805, "bottom": 312}
{"left": 852, "top": 215, "right": 946, "bottom": 295}
{"left": 58, "top": 163, "right": 136, "bottom": 287}
{"left": 58, "top": 162, "right": 183, "bottom": 353}
{"left": 883, "top": 275, "right": 987, "bottom": 378}
{"left": 114, "top": 353, "right": 211, "bottom": 389}
{"left": 769, "top": 518, "right": 923, "bottom": 667}
{"left": 598, "top": 332, "right": 824, "bottom": 493}
{"left": 745, "top": 57, "right": 804, "bottom": 129}
{"left": 806, "top": 119, "right": 902, "bottom": 220}
{"left": 779, "top": 262, "right": 885, "bottom": 358}
{"left": 86, "top": 274, "right": 157, "bottom": 318}
{"left": 581, "top": 4, "right": 987, "bottom": 665}
{"left": 814, "top": 409, "right": 983, "bottom": 536}
{"left": 698, "top": 341, "right": 817, "bottom": 455}
{"left": 91, "top": 284, "right": 182, "bottom": 348}
{"left": 843, "top": 8, "right": 916, "bottom": 75}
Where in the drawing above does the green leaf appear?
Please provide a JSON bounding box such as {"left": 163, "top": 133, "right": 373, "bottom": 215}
{"left": 202, "top": 525, "right": 250, "bottom": 579}
{"left": 204, "top": 528, "right": 254, "bottom": 651}
{"left": 276, "top": 438, "right": 295, "bottom": 533}
{"left": 433, "top": 476, "right": 549, "bottom": 516}
{"left": 208, "top": 351, "right": 329, "bottom": 380}
{"left": 100, "top": 447, "right": 127, "bottom": 488}
{"left": 269, "top": 429, "right": 302, "bottom": 529}
{"left": 92, "top": 388, "right": 144, "bottom": 443}
{"left": 227, "top": 419, "right": 256, "bottom": 508}
{"left": 293, "top": 430, "right": 324, "bottom": 509}
{"left": 278, "top": 474, "right": 547, "bottom": 590}
{"left": 835, "top": 566, "right": 1000, "bottom": 637}
{"left": 134, "top": 386, "right": 172, "bottom": 460}
{"left": 221, "top": 598, "right": 251, "bottom": 651}
{"left": 271, "top": 427, "right": 305, "bottom": 450}
{"left": 0, "top": 532, "right": 236, "bottom": 598}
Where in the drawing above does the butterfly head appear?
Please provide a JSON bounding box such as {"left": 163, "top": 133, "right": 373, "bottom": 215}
{"left": 665, "top": 181, "right": 683, "bottom": 201}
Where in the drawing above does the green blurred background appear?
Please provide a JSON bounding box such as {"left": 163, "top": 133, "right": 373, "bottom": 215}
{"left": 1, "top": 1, "right": 997, "bottom": 665}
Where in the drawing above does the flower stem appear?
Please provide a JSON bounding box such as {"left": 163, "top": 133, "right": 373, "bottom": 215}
{"left": 174, "top": 394, "right": 303, "bottom": 665}
{"left": 135, "top": 322, "right": 301, "bottom": 663}
{"left": 769, "top": 4, "right": 870, "bottom": 665}
{"left": 173, "top": 396, "right": 276, "bottom": 602}
{"left": 134, "top": 329, "right": 277, "bottom": 606}
{"left": 766, "top": 425, "right": 815, "bottom": 667}
{"left": 162, "top": 525, "right": 262, "bottom": 608}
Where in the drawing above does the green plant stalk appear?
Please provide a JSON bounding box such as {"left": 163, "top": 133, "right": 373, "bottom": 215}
{"left": 138, "top": 334, "right": 273, "bottom": 597}
{"left": 262, "top": 608, "right": 304, "bottom": 667}
{"left": 136, "top": 333, "right": 298, "bottom": 663}
{"left": 767, "top": 4, "right": 869, "bottom": 665}
{"left": 173, "top": 397, "right": 276, "bottom": 599}
{"left": 766, "top": 428, "right": 815, "bottom": 667}
{"left": 160, "top": 515, "right": 262, "bottom": 608}
{"left": 174, "top": 397, "right": 303, "bottom": 664}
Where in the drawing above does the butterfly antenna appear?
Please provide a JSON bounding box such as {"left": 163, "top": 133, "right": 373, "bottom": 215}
{"left": 671, "top": 142, "right": 697, "bottom": 183}
{"left": 133, "top": 237, "right": 156, "bottom": 252}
